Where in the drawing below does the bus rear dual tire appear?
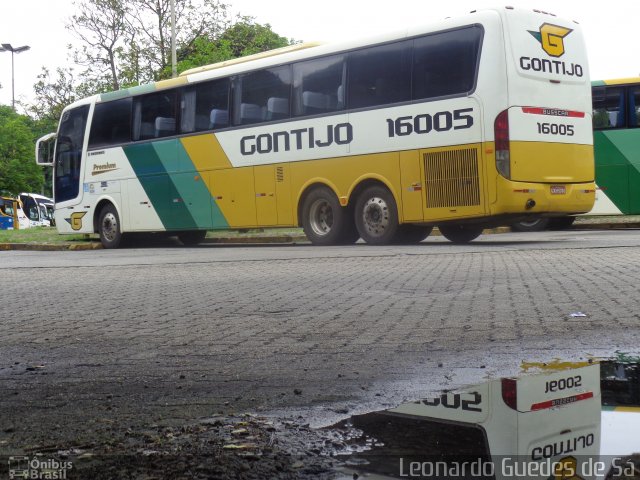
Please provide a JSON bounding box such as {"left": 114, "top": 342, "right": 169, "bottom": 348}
{"left": 302, "top": 185, "right": 435, "bottom": 245}
{"left": 302, "top": 186, "right": 359, "bottom": 245}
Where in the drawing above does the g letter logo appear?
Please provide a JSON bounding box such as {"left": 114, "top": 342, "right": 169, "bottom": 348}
{"left": 528, "top": 23, "right": 573, "bottom": 57}
{"left": 65, "top": 212, "right": 87, "bottom": 231}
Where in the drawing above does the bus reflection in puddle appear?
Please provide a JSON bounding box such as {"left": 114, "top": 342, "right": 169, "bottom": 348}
{"left": 330, "top": 361, "right": 640, "bottom": 479}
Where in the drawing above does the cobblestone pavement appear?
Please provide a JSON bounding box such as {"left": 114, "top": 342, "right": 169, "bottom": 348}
{"left": 1, "top": 231, "right": 640, "bottom": 461}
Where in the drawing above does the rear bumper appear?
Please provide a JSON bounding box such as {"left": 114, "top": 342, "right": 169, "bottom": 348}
{"left": 492, "top": 177, "right": 595, "bottom": 216}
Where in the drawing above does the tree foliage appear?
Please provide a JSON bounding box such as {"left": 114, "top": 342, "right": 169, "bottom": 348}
{"left": 0, "top": 107, "right": 44, "bottom": 195}
{"left": 67, "top": 0, "right": 128, "bottom": 91}
{"left": 172, "top": 18, "right": 293, "bottom": 75}
{"left": 29, "top": 67, "right": 78, "bottom": 126}
{"left": 66, "top": 0, "right": 231, "bottom": 89}
{"left": 64, "top": 0, "right": 295, "bottom": 89}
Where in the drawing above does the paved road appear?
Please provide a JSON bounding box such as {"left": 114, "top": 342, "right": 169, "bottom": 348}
{"left": 1, "top": 229, "right": 640, "bottom": 453}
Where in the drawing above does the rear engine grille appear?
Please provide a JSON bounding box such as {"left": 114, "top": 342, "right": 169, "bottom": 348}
{"left": 424, "top": 148, "right": 480, "bottom": 208}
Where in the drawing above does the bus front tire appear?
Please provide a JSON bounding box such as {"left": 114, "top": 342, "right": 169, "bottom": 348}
{"left": 302, "top": 186, "right": 352, "bottom": 245}
{"left": 438, "top": 224, "right": 483, "bottom": 244}
{"left": 355, "top": 186, "right": 399, "bottom": 245}
{"left": 98, "top": 204, "right": 123, "bottom": 249}
{"left": 178, "top": 230, "right": 207, "bottom": 246}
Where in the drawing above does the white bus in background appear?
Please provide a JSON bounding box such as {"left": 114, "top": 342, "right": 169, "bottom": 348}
{"left": 19, "top": 193, "right": 55, "bottom": 227}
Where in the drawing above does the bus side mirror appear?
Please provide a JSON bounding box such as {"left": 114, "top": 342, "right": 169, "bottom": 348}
{"left": 36, "top": 133, "right": 56, "bottom": 166}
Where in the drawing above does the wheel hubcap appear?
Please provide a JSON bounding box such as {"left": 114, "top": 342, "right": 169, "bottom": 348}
{"left": 102, "top": 213, "right": 118, "bottom": 242}
{"left": 362, "top": 197, "right": 389, "bottom": 237}
{"left": 309, "top": 199, "right": 333, "bottom": 236}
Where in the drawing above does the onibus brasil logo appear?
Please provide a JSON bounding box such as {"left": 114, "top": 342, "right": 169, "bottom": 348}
{"left": 528, "top": 23, "right": 573, "bottom": 58}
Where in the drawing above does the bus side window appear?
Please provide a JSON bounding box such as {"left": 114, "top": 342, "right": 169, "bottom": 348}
{"left": 413, "top": 26, "right": 482, "bottom": 100}
{"left": 234, "top": 66, "right": 292, "bottom": 126}
{"left": 292, "top": 55, "right": 345, "bottom": 117}
{"left": 180, "top": 78, "right": 229, "bottom": 133}
{"left": 133, "top": 91, "right": 177, "bottom": 140}
{"left": 88, "top": 98, "right": 132, "bottom": 148}
{"left": 629, "top": 87, "right": 639, "bottom": 128}
{"left": 347, "top": 41, "right": 411, "bottom": 109}
{"left": 592, "top": 86, "right": 624, "bottom": 129}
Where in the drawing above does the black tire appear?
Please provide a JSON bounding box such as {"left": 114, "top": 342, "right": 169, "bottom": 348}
{"left": 393, "top": 224, "right": 433, "bottom": 244}
{"left": 302, "top": 186, "right": 351, "bottom": 245}
{"left": 355, "top": 185, "right": 399, "bottom": 245}
{"left": 438, "top": 224, "right": 483, "bottom": 244}
{"left": 98, "top": 204, "right": 123, "bottom": 249}
{"left": 339, "top": 215, "right": 361, "bottom": 244}
{"left": 511, "top": 218, "right": 550, "bottom": 232}
{"left": 548, "top": 216, "right": 576, "bottom": 230}
{"left": 178, "top": 230, "right": 207, "bottom": 246}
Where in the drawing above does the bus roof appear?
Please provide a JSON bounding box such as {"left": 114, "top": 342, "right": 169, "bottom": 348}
{"left": 592, "top": 77, "right": 640, "bottom": 86}
{"left": 179, "top": 42, "right": 324, "bottom": 77}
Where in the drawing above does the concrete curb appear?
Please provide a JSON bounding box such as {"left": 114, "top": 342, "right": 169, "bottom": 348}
{"left": 0, "top": 242, "right": 103, "bottom": 251}
{"left": 0, "top": 224, "right": 632, "bottom": 251}
{"left": 574, "top": 222, "right": 640, "bottom": 230}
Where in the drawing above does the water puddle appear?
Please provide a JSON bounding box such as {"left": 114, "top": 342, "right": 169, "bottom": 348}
{"left": 327, "top": 356, "right": 640, "bottom": 479}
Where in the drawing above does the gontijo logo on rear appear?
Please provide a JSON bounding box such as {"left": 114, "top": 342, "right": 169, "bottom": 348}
{"left": 529, "top": 23, "right": 573, "bottom": 57}
{"left": 520, "top": 23, "right": 584, "bottom": 77}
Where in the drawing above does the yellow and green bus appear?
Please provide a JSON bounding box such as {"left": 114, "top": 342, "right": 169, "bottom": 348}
{"left": 591, "top": 78, "right": 640, "bottom": 215}
{"left": 37, "top": 6, "right": 595, "bottom": 248}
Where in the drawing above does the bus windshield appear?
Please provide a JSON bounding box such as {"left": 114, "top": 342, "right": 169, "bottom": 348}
{"left": 55, "top": 105, "right": 89, "bottom": 203}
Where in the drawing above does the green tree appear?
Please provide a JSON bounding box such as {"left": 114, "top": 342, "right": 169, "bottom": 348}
{"left": 217, "top": 18, "right": 293, "bottom": 58}
{"left": 0, "top": 106, "right": 44, "bottom": 195}
{"left": 172, "top": 18, "right": 294, "bottom": 75}
{"left": 66, "top": 0, "right": 230, "bottom": 89}
{"left": 29, "top": 67, "right": 79, "bottom": 126}
{"left": 67, "top": 0, "right": 129, "bottom": 91}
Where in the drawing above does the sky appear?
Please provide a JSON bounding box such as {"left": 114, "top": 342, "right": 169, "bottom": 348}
{"left": 1, "top": 0, "right": 639, "bottom": 110}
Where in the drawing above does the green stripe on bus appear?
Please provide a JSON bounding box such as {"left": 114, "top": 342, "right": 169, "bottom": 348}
{"left": 100, "top": 90, "right": 131, "bottom": 102}
{"left": 127, "top": 84, "right": 157, "bottom": 96}
{"left": 151, "top": 141, "right": 228, "bottom": 229}
{"left": 123, "top": 142, "right": 198, "bottom": 230}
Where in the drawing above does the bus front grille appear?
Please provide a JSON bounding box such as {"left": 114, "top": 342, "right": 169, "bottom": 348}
{"left": 424, "top": 148, "right": 480, "bottom": 208}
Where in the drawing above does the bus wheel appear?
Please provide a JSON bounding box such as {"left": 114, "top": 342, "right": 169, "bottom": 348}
{"left": 511, "top": 218, "right": 549, "bottom": 232}
{"left": 98, "top": 204, "right": 123, "bottom": 249}
{"left": 549, "top": 216, "right": 576, "bottom": 230}
{"left": 302, "top": 186, "right": 348, "bottom": 245}
{"left": 355, "top": 186, "right": 399, "bottom": 245}
{"left": 178, "top": 230, "right": 207, "bottom": 246}
{"left": 393, "top": 224, "right": 433, "bottom": 244}
{"left": 438, "top": 224, "right": 483, "bottom": 244}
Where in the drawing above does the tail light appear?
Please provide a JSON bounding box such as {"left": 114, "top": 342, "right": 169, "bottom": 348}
{"left": 501, "top": 378, "right": 518, "bottom": 410}
{"left": 495, "top": 109, "right": 510, "bottom": 179}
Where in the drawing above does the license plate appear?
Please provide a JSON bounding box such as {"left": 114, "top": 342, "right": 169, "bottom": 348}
{"left": 550, "top": 185, "right": 566, "bottom": 195}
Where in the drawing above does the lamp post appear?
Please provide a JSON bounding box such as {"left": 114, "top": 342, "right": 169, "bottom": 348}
{"left": 0, "top": 43, "right": 31, "bottom": 111}
{"left": 170, "top": 0, "right": 177, "bottom": 78}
